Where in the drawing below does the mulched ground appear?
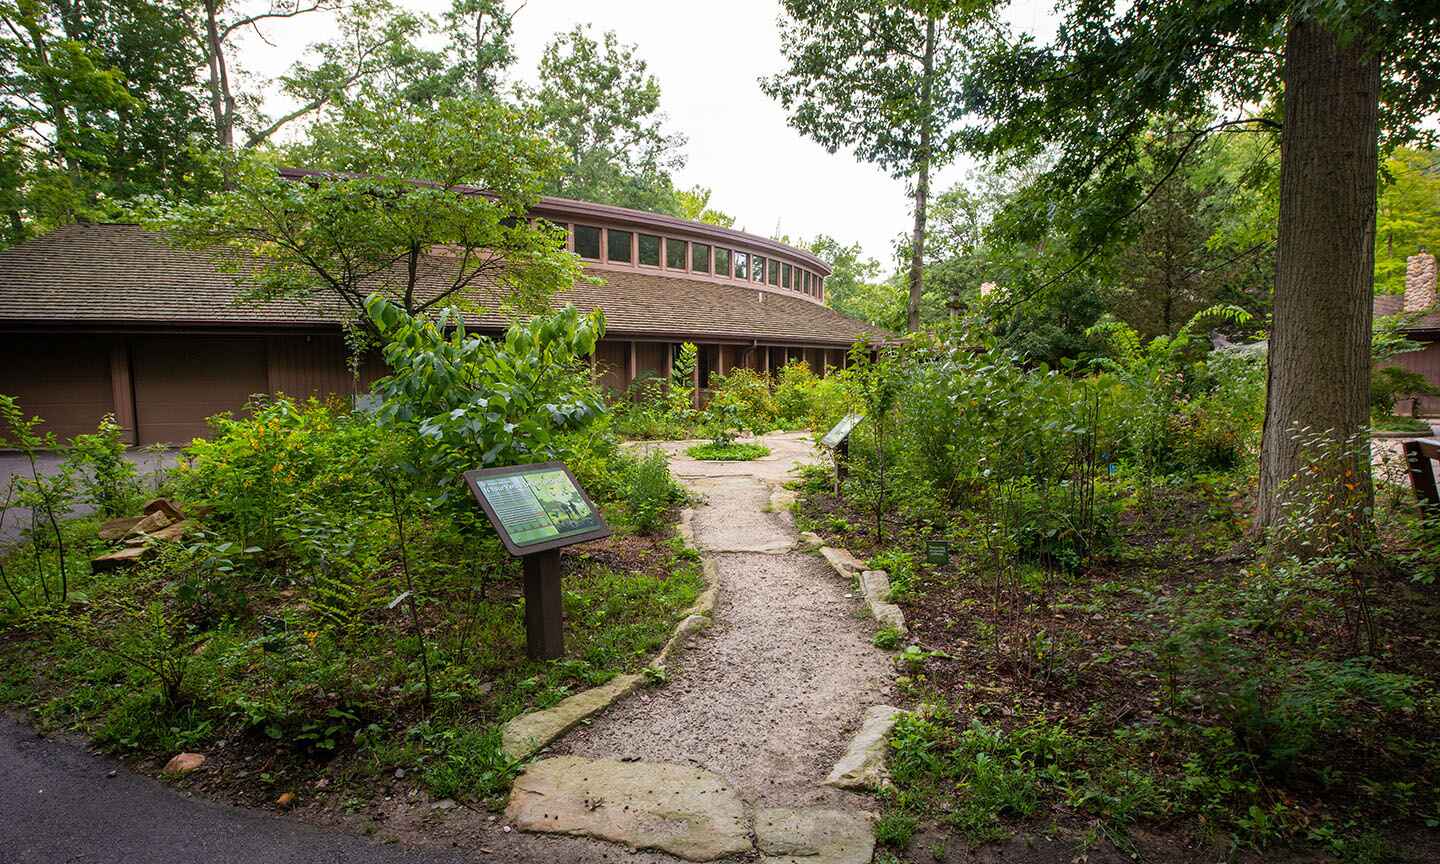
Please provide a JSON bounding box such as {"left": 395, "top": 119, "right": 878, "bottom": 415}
{"left": 799, "top": 479, "right": 1440, "bottom": 863}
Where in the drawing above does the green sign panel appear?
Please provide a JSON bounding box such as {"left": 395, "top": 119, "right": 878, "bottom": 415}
{"left": 925, "top": 540, "right": 950, "bottom": 566}
{"left": 464, "top": 462, "right": 609, "bottom": 556}
{"left": 820, "top": 412, "right": 864, "bottom": 450}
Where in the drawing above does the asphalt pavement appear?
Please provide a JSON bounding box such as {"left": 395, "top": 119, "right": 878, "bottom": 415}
{"left": 0, "top": 714, "right": 474, "bottom": 864}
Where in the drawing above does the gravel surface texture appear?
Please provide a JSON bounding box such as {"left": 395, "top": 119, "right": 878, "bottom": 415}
{"left": 557, "top": 433, "right": 892, "bottom": 810}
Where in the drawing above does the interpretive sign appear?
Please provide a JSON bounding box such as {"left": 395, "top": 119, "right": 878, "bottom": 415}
{"left": 820, "top": 413, "right": 864, "bottom": 450}
{"left": 926, "top": 540, "right": 950, "bottom": 566}
{"left": 464, "top": 462, "right": 611, "bottom": 659}
{"left": 464, "top": 462, "right": 609, "bottom": 556}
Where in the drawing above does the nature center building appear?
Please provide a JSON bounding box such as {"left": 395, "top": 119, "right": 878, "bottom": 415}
{"left": 0, "top": 185, "right": 888, "bottom": 444}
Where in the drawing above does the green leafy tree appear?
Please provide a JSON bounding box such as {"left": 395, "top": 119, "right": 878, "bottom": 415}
{"left": 155, "top": 97, "right": 581, "bottom": 333}
{"left": 1376, "top": 147, "right": 1440, "bottom": 294}
{"left": 951, "top": 1, "right": 1440, "bottom": 527}
{"left": 439, "top": 0, "right": 519, "bottom": 98}
{"left": 195, "top": 0, "right": 434, "bottom": 152}
{"left": 529, "top": 25, "right": 686, "bottom": 214}
{"left": 0, "top": 0, "right": 212, "bottom": 243}
{"left": 809, "top": 235, "right": 901, "bottom": 329}
{"left": 675, "top": 185, "right": 735, "bottom": 227}
{"left": 365, "top": 294, "right": 605, "bottom": 496}
{"left": 763, "top": 1, "right": 979, "bottom": 331}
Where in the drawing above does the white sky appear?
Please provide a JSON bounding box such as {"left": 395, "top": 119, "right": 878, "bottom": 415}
{"left": 235, "top": 1, "right": 1058, "bottom": 268}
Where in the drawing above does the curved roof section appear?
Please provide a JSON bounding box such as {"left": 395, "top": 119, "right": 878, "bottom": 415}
{"left": 0, "top": 223, "right": 888, "bottom": 347}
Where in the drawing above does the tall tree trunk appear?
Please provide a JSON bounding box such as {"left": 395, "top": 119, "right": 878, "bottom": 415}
{"left": 906, "top": 16, "right": 936, "bottom": 333}
{"left": 202, "top": 0, "right": 235, "bottom": 151}
{"left": 1256, "top": 17, "right": 1379, "bottom": 528}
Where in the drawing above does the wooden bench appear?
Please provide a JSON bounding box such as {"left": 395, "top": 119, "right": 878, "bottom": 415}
{"left": 1403, "top": 438, "right": 1440, "bottom": 516}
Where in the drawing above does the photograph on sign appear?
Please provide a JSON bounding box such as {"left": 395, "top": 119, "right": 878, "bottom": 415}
{"left": 821, "top": 412, "right": 864, "bottom": 449}
{"left": 464, "top": 463, "right": 609, "bottom": 554}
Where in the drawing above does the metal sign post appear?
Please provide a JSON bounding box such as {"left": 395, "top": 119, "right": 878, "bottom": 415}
{"left": 464, "top": 462, "right": 611, "bottom": 659}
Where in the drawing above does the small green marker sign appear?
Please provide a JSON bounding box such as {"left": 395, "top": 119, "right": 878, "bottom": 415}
{"left": 925, "top": 540, "right": 950, "bottom": 566}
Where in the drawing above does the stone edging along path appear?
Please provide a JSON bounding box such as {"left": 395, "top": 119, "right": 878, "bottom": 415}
{"left": 499, "top": 527, "right": 717, "bottom": 762}
{"left": 496, "top": 433, "right": 906, "bottom": 862}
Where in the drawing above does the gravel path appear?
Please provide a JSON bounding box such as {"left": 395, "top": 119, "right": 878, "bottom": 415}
{"left": 557, "top": 432, "right": 892, "bottom": 809}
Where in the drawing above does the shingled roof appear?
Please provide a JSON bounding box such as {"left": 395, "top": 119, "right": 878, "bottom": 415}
{"left": 0, "top": 223, "right": 889, "bottom": 347}
{"left": 1374, "top": 292, "right": 1440, "bottom": 334}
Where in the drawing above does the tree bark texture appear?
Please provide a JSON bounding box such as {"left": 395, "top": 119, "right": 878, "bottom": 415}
{"left": 906, "top": 15, "right": 936, "bottom": 333}
{"left": 1256, "top": 17, "right": 1379, "bottom": 527}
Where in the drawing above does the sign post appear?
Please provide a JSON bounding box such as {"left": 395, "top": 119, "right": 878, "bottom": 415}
{"left": 463, "top": 462, "right": 611, "bottom": 659}
{"left": 820, "top": 413, "right": 864, "bottom": 493}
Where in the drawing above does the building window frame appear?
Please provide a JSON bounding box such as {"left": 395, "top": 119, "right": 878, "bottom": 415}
{"left": 606, "top": 228, "right": 634, "bottom": 264}
{"left": 573, "top": 224, "right": 602, "bottom": 260}
{"left": 637, "top": 233, "right": 661, "bottom": 267}
{"left": 665, "top": 237, "right": 688, "bottom": 270}
{"left": 691, "top": 242, "right": 711, "bottom": 274}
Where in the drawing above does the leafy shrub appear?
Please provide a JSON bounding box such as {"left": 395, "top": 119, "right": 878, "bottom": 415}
{"left": 174, "top": 396, "right": 388, "bottom": 554}
{"left": 773, "top": 360, "right": 819, "bottom": 425}
{"left": 686, "top": 442, "right": 770, "bottom": 461}
{"left": 366, "top": 294, "right": 605, "bottom": 500}
{"left": 65, "top": 414, "right": 141, "bottom": 517}
{"left": 708, "top": 368, "right": 778, "bottom": 432}
{"left": 625, "top": 449, "right": 682, "bottom": 533}
{"left": 1371, "top": 365, "right": 1437, "bottom": 416}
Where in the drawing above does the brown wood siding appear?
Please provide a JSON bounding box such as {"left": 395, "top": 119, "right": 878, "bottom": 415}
{"left": 266, "top": 335, "right": 358, "bottom": 402}
{"left": 132, "top": 336, "right": 267, "bottom": 444}
{"left": 0, "top": 334, "right": 114, "bottom": 441}
{"left": 1386, "top": 342, "right": 1440, "bottom": 415}
{"left": 634, "top": 342, "right": 666, "bottom": 385}
{"left": 594, "top": 340, "right": 628, "bottom": 395}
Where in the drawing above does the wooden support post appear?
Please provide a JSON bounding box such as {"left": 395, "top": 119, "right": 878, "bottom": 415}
{"left": 717, "top": 345, "right": 727, "bottom": 377}
{"left": 627, "top": 340, "right": 638, "bottom": 390}
{"left": 109, "top": 339, "right": 137, "bottom": 445}
{"left": 522, "top": 549, "right": 564, "bottom": 659}
{"left": 664, "top": 342, "right": 673, "bottom": 385}
{"left": 762, "top": 345, "right": 770, "bottom": 377}
{"left": 692, "top": 346, "right": 701, "bottom": 409}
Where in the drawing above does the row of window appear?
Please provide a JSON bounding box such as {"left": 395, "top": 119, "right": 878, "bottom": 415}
{"left": 569, "top": 224, "right": 824, "bottom": 299}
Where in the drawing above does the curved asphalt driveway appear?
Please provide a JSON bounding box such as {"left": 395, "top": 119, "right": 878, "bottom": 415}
{"left": 0, "top": 715, "right": 469, "bottom": 864}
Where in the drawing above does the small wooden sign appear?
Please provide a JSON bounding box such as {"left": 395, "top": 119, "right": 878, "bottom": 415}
{"left": 820, "top": 412, "right": 864, "bottom": 450}
{"left": 925, "top": 540, "right": 950, "bottom": 566}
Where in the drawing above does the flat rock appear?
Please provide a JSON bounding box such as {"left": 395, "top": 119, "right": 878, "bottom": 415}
{"left": 91, "top": 545, "right": 147, "bottom": 572}
{"left": 860, "top": 570, "right": 907, "bottom": 635}
{"left": 146, "top": 519, "right": 196, "bottom": 544}
{"left": 501, "top": 674, "right": 642, "bottom": 760}
{"left": 143, "top": 498, "right": 185, "bottom": 522}
{"left": 756, "top": 807, "right": 875, "bottom": 864}
{"left": 798, "top": 530, "right": 824, "bottom": 548}
{"left": 97, "top": 516, "right": 143, "bottom": 541}
{"left": 164, "top": 752, "right": 205, "bottom": 774}
{"left": 825, "top": 705, "right": 903, "bottom": 790}
{"left": 652, "top": 614, "right": 710, "bottom": 668}
{"left": 820, "top": 546, "right": 866, "bottom": 577}
{"left": 505, "top": 756, "right": 751, "bottom": 861}
{"left": 126, "top": 510, "right": 173, "bottom": 538}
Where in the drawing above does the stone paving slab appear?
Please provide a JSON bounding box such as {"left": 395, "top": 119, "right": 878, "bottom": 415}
{"left": 505, "top": 756, "right": 751, "bottom": 861}
{"left": 755, "top": 806, "right": 875, "bottom": 864}
{"left": 500, "top": 674, "right": 643, "bottom": 760}
{"left": 825, "top": 705, "right": 903, "bottom": 790}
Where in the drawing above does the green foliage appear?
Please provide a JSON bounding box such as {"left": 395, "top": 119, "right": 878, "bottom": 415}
{"left": 872, "top": 626, "right": 902, "bottom": 650}
{"left": 624, "top": 449, "right": 683, "bottom": 534}
{"left": 64, "top": 414, "right": 141, "bottom": 517}
{"left": 1371, "top": 366, "right": 1437, "bottom": 415}
{"left": 707, "top": 369, "right": 778, "bottom": 433}
{"left": 365, "top": 295, "right": 605, "bottom": 498}
{"left": 685, "top": 442, "right": 771, "bottom": 462}
{"left": 174, "top": 396, "right": 389, "bottom": 554}
{"left": 528, "top": 25, "right": 686, "bottom": 214}
{"left": 1376, "top": 147, "right": 1440, "bottom": 294}
{"left": 773, "top": 361, "right": 820, "bottom": 427}
{"left": 155, "top": 97, "right": 579, "bottom": 324}
{"left": 0, "top": 394, "right": 77, "bottom": 603}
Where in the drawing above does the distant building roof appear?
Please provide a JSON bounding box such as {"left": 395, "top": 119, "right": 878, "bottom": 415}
{"left": 0, "top": 223, "right": 887, "bottom": 347}
{"left": 1375, "top": 292, "right": 1440, "bottom": 335}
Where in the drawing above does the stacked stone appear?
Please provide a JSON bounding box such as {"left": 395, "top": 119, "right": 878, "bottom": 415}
{"left": 1404, "top": 251, "right": 1437, "bottom": 312}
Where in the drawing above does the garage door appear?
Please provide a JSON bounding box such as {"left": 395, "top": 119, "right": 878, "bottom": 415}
{"left": 0, "top": 334, "right": 115, "bottom": 441}
{"left": 132, "top": 336, "right": 267, "bottom": 444}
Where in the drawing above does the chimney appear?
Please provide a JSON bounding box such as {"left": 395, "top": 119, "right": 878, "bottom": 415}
{"left": 1404, "top": 250, "right": 1437, "bottom": 312}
